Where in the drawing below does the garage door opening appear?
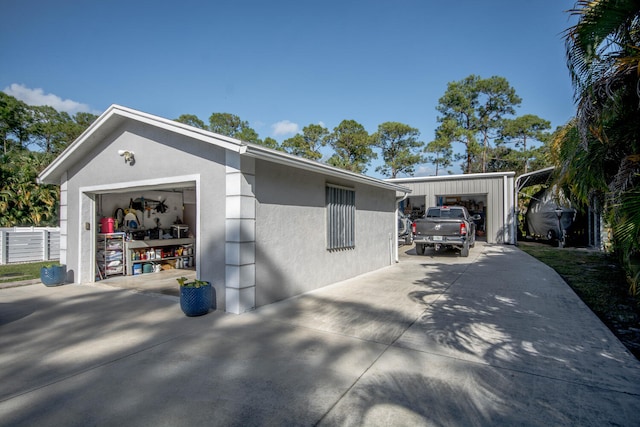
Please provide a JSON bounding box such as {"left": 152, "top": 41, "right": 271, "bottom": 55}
{"left": 91, "top": 184, "right": 197, "bottom": 295}
{"left": 436, "top": 194, "right": 487, "bottom": 238}
{"left": 401, "top": 194, "right": 488, "bottom": 240}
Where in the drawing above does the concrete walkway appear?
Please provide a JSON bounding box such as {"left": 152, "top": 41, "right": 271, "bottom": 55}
{"left": 0, "top": 243, "right": 638, "bottom": 426}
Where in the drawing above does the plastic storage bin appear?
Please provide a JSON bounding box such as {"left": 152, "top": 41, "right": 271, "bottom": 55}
{"left": 172, "top": 225, "right": 189, "bottom": 238}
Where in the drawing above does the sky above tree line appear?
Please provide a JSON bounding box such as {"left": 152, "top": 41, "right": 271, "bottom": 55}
{"left": 0, "top": 0, "right": 577, "bottom": 177}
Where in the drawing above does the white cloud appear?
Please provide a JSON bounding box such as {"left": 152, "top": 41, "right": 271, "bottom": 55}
{"left": 271, "top": 120, "right": 299, "bottom": 137}
{"left": 412, "top": 165, "right": 437, "bottom": 177}
{"left": 3, "top": 83, "right": 92, "bottom": 114}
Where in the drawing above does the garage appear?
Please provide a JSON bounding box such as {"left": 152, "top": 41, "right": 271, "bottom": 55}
{"left": 38, "top": 105, "right": 410, "bottom": 313}
{"left": 387, "top": 172, "right": 516, "bottom": 244}
{"left": 94, "top": 186, "right": 196, "bottom": 279}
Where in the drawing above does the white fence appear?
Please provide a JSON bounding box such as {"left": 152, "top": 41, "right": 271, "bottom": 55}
{"left": 0, "top": 227, "right": 60, "bottom": 264}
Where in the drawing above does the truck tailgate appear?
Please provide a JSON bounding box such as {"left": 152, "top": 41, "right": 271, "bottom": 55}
{"left": 414, "top": 219, "right": 462, "bottom": 237}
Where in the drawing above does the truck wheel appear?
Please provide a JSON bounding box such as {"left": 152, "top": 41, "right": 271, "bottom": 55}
{"left": 461, "top": 242, "right": 470, "bottom": 257}
{"left": 416, "top": 244, "right": 425, "bottom": 255}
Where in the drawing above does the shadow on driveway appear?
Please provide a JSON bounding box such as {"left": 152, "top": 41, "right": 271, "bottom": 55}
{"left": 1, "top": 243, "right": 639, "bottom": 426}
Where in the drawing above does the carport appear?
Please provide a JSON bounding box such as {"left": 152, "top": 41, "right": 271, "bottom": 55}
{"left": 515, "top": 166, "right": 604, "bottom": 248}
{"left": 387, "top": 172, "right": 516, "bottom": 244}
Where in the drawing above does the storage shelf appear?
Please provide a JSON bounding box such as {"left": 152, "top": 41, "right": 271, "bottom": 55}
{"left": 131, "top": 256, "right": 190, "bottom": 263}
{"left": 97, "top": 232, "right": 126, "bottom": 279}
{"left": 127, "top": 238, "right": 194, "bottom": 249}
{"left": 126, "top": 238, "right": 195, "bottom": 275}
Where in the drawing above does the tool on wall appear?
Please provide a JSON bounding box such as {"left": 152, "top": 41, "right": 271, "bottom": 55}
{"left": 155, "top": 199, "right": 168, "bottom": 214}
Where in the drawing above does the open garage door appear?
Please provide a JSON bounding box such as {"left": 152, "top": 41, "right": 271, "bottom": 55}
{"left": 436, "top": 194, "right": 487, "bottom": 238}
{"left": 91, "top": 182, "right": 197, "bottom": 284}
{"left": 401, "top": 193, "right": 488, "bottom": 238}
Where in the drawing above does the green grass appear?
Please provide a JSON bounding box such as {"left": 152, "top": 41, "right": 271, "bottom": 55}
{"left": 519, "top": 240, "right": 640, "bottom": 358}
{"left": 0, "top": 261, "right": 53, "bottom": 283}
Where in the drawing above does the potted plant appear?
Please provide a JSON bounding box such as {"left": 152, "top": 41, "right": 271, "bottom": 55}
{"left": 40, "top": 264, "right": 67, "bottom": 287}
{"left": 176, "top": 277, "right": 213, "bottom": 316}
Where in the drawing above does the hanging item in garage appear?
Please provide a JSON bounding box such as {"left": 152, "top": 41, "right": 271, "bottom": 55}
{"left": 124, "top": 211, "right": 140, "bottom": 229}
{"left": 114, "top": 208, "right": 125, "bottom": 229}
{"left": 130, "top": 198, "right": 144, "bottom": 210}
{"left": 155, "top": 199, "right": 168, "bottom": 213}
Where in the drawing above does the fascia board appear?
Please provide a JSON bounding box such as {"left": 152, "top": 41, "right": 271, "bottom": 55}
{"left": 38, "top": 105, "right": 119, "bottom": 184}
{"left": 387, "top": 171, "right": 516, "bottom": 184}
{"left": 243, "top": 144, "right": 411, "bottom": 194}
{"left": 37, "top": 104, "right": 245, "bottom": 185}
{"left": 111, "top": 105, "right": 244, "bottom": 152}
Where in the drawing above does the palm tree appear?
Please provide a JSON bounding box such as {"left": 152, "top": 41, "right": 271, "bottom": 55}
{"left": 564, "top": 0, "right": 640, "bottom": 294}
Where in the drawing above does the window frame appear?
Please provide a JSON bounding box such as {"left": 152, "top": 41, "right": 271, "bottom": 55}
{"left": 326, "top": 184, "right": 356, "bottom": 250}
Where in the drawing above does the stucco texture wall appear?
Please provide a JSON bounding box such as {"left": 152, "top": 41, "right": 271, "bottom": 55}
{"left": 254, "top": 160, "right": 396, "bottom": 307}
{"left": 64, "top": 120, "right": 227, "bottom": 308}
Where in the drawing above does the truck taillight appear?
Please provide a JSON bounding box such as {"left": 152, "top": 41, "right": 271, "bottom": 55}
{"left": 460, "top": 222, "right": 467, "bottom": 235}
{"left": 411, "top": 222, "right": 416, "bottom": 234}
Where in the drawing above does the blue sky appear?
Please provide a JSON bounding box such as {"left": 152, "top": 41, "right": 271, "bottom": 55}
{"left": 0, "top": 0, "right": 577, "bottom": 177}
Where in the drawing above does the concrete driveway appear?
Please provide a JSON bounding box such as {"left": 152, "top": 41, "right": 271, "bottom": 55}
{"left": 1, "top": 242, "right": 639, "bottom": 426}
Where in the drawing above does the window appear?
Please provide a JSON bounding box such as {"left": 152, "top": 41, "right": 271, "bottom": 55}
{"left": 326, "top": 184, "right": 355, "bottom": 250}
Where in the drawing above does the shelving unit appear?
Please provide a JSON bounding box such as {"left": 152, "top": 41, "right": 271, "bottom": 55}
{"left": 126, "top": 238, "right": 195, "bottom": 275}
{"left": 96, "top": 232, "right": 126, "bottom": 279}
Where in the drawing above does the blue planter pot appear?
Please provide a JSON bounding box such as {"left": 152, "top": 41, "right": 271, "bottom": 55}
{"left": 180, "top": 282, "right": 213, "bottom": 316}
{"left": 40, "top": 265, "right": 66, "bottom": 286}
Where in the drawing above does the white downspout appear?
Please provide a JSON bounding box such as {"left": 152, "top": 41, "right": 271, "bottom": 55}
{"left": 503, "top": 175, "right": 509, "bottom": 244}
{"left": 395, "top": 192, "right": 410, "bottom": 262}
{"left": 511, "top": 177, "right": 517, "bottom": 245}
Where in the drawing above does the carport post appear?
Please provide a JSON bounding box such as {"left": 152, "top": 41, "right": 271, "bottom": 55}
{"left": 0, "top": 230, "right": 5, "bottom": 264}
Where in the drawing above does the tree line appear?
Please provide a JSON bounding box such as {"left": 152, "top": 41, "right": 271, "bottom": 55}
{"left": 1, "top": 75, "right": 552, "bottom": 227}
{"left": 559, "top": 0, "right": 640, "bottom": 296}
{"left": 0, "top": 93, "right": 99, "bottom": 227}
{"left": 177, "top": 76, "right": 553, "bottom": 178}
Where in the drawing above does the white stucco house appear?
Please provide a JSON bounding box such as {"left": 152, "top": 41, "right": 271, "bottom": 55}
{"left": 37, "top": 105, "right": 410, "bottom": 313}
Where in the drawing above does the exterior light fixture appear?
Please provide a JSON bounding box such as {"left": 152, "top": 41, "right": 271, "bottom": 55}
{"left": 118, "top": 149, "right": 135, "bottom": 165}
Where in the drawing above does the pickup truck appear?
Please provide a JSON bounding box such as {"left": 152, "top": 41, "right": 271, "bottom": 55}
{"left": 413, "top": 206, "right": 478, "bottom": 257}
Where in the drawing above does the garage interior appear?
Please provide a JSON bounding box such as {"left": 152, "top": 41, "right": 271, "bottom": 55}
{"left": 93, "top": 184, "right": 197, "bottom": 294}
{"left": 402, "top": 193, "right": 488, "bottom": 237}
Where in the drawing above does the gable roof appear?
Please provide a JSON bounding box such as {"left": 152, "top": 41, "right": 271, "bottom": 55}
{"left": 38, "top": 104, "right": 409, "bottom": 194}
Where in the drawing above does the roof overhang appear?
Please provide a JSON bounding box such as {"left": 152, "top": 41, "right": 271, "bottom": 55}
{"left": 37, "top": 104, "right": 411, "bottom": 195}
{"left": 37, "top": 105, "right": 245, "bottom": 185}
{"left": 242, "top": 143, "right": 410, "bottom": 193}
{"left": 386, "top": 171, "right": 516, "bottom": 184}
{"left": 515, "top": 166, "right": 555, "bottom": 192}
